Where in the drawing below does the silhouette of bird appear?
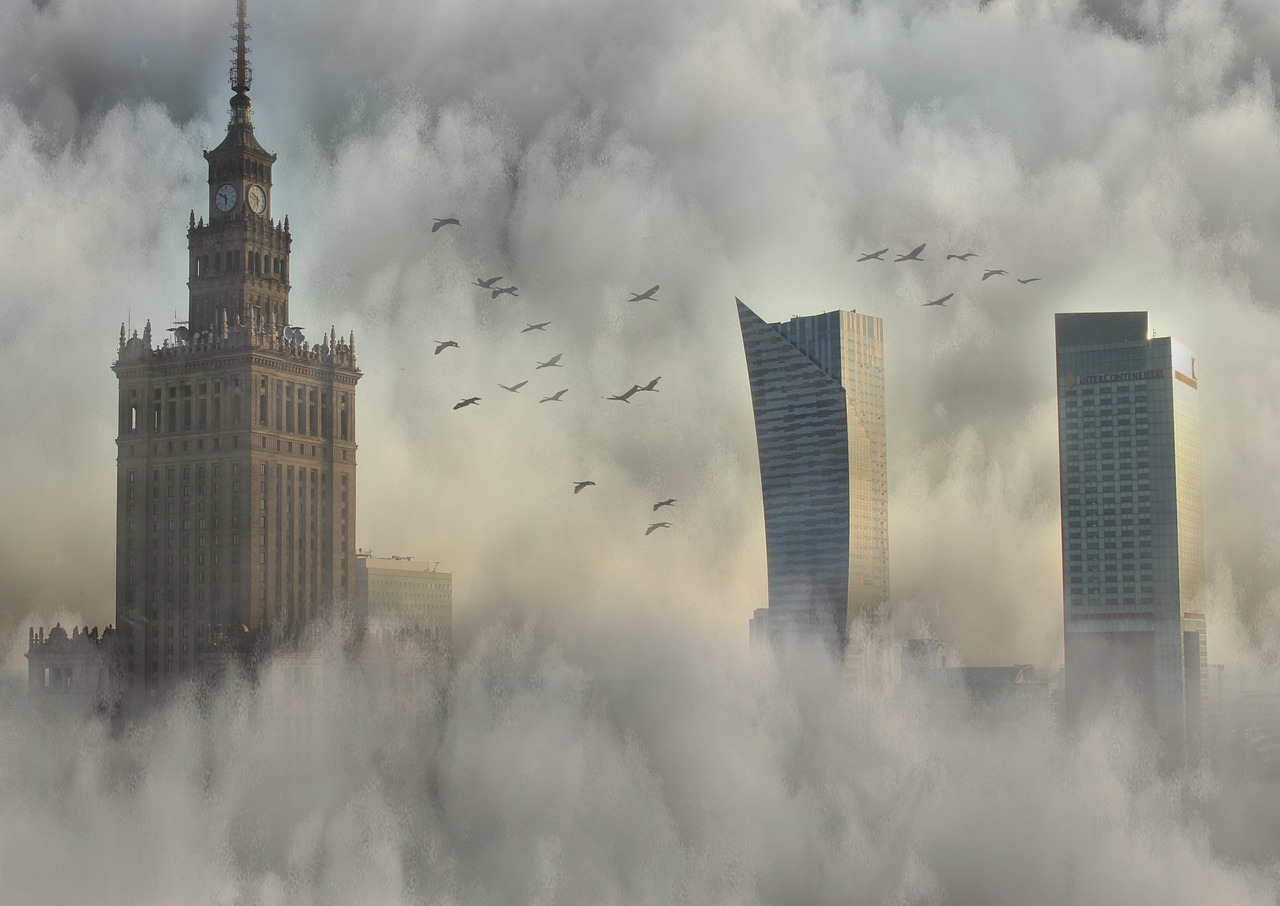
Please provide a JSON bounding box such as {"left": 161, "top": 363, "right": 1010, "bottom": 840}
{"left": 540, "top": 389, "right": 568, "bottom": 403}
{"left": 432, "top": 218, "right": 460, "bottom": 232}
{"left": 499, "top": 381, "right": 528, "bottom": 393}
{"left": 653, "top": 499, "right": 677, "bottom": 511}
{"left": 607, "top": 385, "right": 642, "bottom": 402}
{"left": 573, "top": 481, "right": 596, "bottom": 494}
{"left": 637, "top": 377, "right": 661, "bottom": 392}
{"left": 946, "top": 252, "right": 977, "bottom": 260}
{"left": 857, "top": 249, "right": 889, "bottom": 262}
{"left": 522, "top": 322, "right": 551, "bottom": 333}
{"left": 981, "top": 269, "right": 1008, "bottom": 280}
{"left": 434, "top": 340, "right": 459, "bottom": 355}
{"left": 536, "top": 353, "right": 563, "bottom": 369}
{"left": 923, "top": 293, "right": 953, "bottom": 307}
{"left": 472, "top": 276, "right": 503, "bottom": 288}
{"left": 1017, "top": 277, "right": 1041, "bottom": 284}
{"left": 491, "top": 286, "right": 519, "bottom": 299}
{"left": 453, "top": 397, "right": 480, "bottom": 409}
{"left": 895, "top": 243, "right": 926, "bottom": 262}
{"left": 645, "top": 522, "right": 673, "bottom": 535}
{"left": 628, "top": 285, "right": 660, "bottom": 301}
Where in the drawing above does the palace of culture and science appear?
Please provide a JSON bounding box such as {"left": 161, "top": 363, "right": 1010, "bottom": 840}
{"left": 28, "top": 2, "right": 366, "bottom": 703}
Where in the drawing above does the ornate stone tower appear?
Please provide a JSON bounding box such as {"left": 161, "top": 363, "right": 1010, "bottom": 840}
{"left": 113, "top": 0, "right": 361, "bottom": 695}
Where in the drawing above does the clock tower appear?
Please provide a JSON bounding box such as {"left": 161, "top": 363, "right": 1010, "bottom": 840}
{"left": 112, "top": 0, "right": 361, "bottom": 696}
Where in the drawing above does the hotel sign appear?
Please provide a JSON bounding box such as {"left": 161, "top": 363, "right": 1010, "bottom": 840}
{"left": 1065, "top": 369, "right": 1164, "bottom": 389}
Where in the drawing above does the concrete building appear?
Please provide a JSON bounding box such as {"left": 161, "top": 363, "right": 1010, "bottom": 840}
{"left": 736, "top": 299, "right": 888, "bottom": 655}
{"left": 1055, "top": 311, "right": 1207, "bottom": 767}
{"left": 107, "top": 1, "right": 360, "bottom": 696}
{"left": 355, "top": 553, "right": 452, "bottom": 652}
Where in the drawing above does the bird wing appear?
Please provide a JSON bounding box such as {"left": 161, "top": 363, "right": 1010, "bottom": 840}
{"left": 899, "top": 243, "right": 925, "bottom": 259}
{"left": 544, "top": 353, "right": 562, "bottom": 366}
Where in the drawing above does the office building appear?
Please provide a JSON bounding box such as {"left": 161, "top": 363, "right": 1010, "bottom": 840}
{"left": 355, "top": 553, "right": 452, "bottom": 651}
{"left": 736, "top": 299, "right": 888, "bottom": 654}
{"left": 1055, "top": 311, "right": 1206, "bottom": 766}
{"left": 109, "top": 2, "right": 361, "bottom": 694}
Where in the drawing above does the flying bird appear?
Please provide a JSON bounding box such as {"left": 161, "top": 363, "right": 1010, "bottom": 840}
{"left": 857, "top": 249, "right": 889, "bottom": 262}
{"left": 433, "top": 340, "right": 459, "bottom": 355}
{"left": 628, "top": 285, "right": 660, "bottom": 301}
{"left": 536, "top": 353, "right": 563, "bottom": 369}
{"left": 432, "top": 218, "right": 460, "bottom": 232}
{"left": 645, "top": 522, "right": 673, "bottom": 536}
{"left": 946, "top": 252, "right": 978, "bottom": 260}
{"left": 923, "top": 293, "right": 953, "bottom": 307}
{"left": 981, "top": 269, "right": 1008, "bottom": 280}
{"left": 573, "top": 481, "right": 596, "bottom": 494}
{"left": 499, "top": 381, "right": 528, "bottom": 393}
{"left": 491, "top": 286, "right": 519, "bottom": 299}
{"left": 637, "top": 377, "right": 661, "bottom": 392}
{"left": 895, "top": 244, "right": 926, "bottom": 262}
{"left": 540, "top": 389, "right": 568, "bottom": 403}
{"left": 607, "top": 385, "right": 642, "bottom": 402}
{"left": 522, "top": 322, "right": 551, "bottom": 332}
{"left": 453, "top": 397, "right": 480, "bottom": 410}
{"left": 472, "top": 276, "right": 503, "bottom": 288}
{"left": 1017, "top": 277, "right": 1041, "bottom": 284}
{"left": 653, "top": 499, "right": 677, "bottom": 511}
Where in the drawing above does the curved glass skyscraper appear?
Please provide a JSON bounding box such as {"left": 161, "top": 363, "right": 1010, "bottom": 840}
{"left": 737, "top": 299, "right": 889, "bottom": 654}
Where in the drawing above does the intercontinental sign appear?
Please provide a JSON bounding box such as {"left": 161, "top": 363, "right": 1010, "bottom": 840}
{"left": 1064, "top": 369, "right": 1164, "bottom": 389}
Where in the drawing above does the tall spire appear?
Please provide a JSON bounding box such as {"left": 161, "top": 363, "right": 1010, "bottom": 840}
{"left": 229, "top": 0, "right": 252, "bottom": 124}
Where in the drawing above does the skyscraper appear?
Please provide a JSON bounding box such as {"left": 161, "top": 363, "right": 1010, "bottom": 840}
{"left": 736, "top": 299, "right": 889, "bottom": 654}
{"left": 111, "top": 1, "right": 361, "bottom": 695}
{"left": 1055, "top": 312, "right": 1206, "bottom": 766}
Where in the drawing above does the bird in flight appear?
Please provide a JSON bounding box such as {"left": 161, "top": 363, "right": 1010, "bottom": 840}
{"left": 434, "top": 340, "right": 459, "bottom": 355}
{"left": 473, "top": 276, "right": 503, "bottom": 288}
{"left": 645, "top": 522, "right": 673, "bottom": 536}
{"left": 857, "top": 249, "right": 889, "bottom": 262}
{"left": 536, "top": 353, "right": 563, "bottom": 369}
{"left": 573, "top": 481, "right": 596, "bottom": 494}
{"left": 491, "top": 286, "right": 519, "bottom": 299}
{"left": 628, "top": 285, "right": 660, "bottom": 302}
{"left": 1017, "top": 277, "right": 1041, "bottom": 284}
{"left": 522, "top": 322, "right": 551, "bottom": 333}
{"left": 499, "top": 381, "right": 528, "bottom": 393}
{"left": 432, "top": 218, "right": 460, "bottom": 232}
{"left": 946, "top": 252, "right": 977, "bottom": 260}
{"left": 653, "top": 499, "right": 677, "bottom": 511}
{"left": 540, "top": 389, "right": 568, "bottom": 403}
{"left": 981, "top": 269, "right": 1008, "bottom": 280}
{"left": 607, "top": 385, "right": 642, "bottom": 402}
{"left": 923, "top": 293, "right": 953, "bottom": 307}
{"left": 637, "top": 377, "right": 661, "bottom": 393}
{"left": 895, "top": 244, "right": 926, "bottom": 262}
{"left": 453, "top": 397, "right": 480, "bottom": 410}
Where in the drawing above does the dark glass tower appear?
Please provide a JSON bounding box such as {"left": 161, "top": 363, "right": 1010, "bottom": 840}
{"left": 737, "top": 299, "right": 889, "bottom": 655}
{"left": 1056, "top": 311, "right": 1206, "bottom": 766}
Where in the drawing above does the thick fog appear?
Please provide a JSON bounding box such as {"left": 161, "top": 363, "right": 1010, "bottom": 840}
{"left": 1, "top": 622, "right": 1277, "bottom": 904}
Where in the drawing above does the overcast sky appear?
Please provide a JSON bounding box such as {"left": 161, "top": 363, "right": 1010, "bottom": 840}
{"left": 3, "top": 0, "right": 1280, "bottom": 668}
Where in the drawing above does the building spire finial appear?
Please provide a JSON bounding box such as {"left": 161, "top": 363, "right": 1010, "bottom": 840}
{"left": 229, "top": 0, "right": 252, "bottom": 124}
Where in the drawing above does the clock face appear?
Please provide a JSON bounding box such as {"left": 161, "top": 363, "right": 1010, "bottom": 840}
{"left": 214, "top": 183, "right": 237, "bottom": 212}
{"left": 247, "top": 185, "right": 267, "bottom": 214}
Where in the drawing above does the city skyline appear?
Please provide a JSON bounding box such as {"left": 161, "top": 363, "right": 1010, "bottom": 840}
{"left": 3, "top": 1, "right": 1280, "bottom": 670}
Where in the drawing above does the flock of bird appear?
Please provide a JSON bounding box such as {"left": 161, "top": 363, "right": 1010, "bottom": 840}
{"left": 856, "top": 243, "right": 1042, "bottom": 306}
{"left": 429, "top": 217, "right": 677, "bottom": 537}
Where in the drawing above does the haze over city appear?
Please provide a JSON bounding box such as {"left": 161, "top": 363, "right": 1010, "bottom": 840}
{"left": 2, "top": 0, "right": 1280, "bottom": 902}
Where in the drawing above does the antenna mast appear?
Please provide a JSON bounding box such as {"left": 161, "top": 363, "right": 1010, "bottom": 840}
{"left": 229, "top": 0, "right": 252, "bottom": 124}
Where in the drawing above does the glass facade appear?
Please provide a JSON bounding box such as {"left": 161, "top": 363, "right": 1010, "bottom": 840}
{"left": 737, "top": 299, "right": 889, "bottom": 654}
{"left": 1055, "top": 312, "right": 1206, "bottom": 766}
